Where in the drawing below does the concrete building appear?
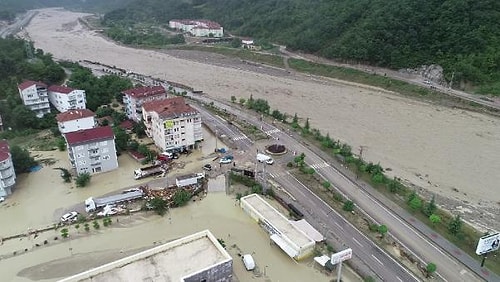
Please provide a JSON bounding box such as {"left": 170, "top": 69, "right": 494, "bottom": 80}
{"left": 48, "top": 85, "right": 86, "bottom": 113}
{"left": 0, "top": 140, "right": 16, "bottom": 197}
{"left": 240, "top": 194, "right": 316, "bottom": 260}
{"left": 56, "top": 109, "right": 96, "bottom": 134}
{"left": 59, "top": 230, "right": 233, "bottom": 282}
{"left": 122, "top": 86, "right": 167, "bottom": 122}
{"left": 169, "top": 19, "right": 224, "bottom": 38}
{"left": 142, "top": 97, "right": 202, "bottom": 152}
{"left": 65, "top": 126, "right": 118, "bottom": 175}
{"left": 17, "top": 80, "right": 51, "bottom": 118}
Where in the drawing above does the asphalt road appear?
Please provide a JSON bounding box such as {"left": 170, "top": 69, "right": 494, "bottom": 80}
{"left": 190, "top": 94, "right": 496, "bottom": 281}
{"left": 0, "top": 10, "right": 37, "bottom": 39}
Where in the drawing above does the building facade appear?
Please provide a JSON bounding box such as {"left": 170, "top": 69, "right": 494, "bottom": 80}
{"left": 169, "top": 19, "right": 224, "bottom": 37}
{"left": 0, "top": 140, "right": 16, "bottom": 197}
{"left": 122, "top": 86, "right": 167, "bottom": 122}
{"left": 142, "top": 97, "right": 202, "bottom": 152}
{"left": 64, "top": 126, "right": 118, "bottom": 175}
{"left": 17, "top": 80, "right": 51, "bottom": 118}
{"left": 48, "top": 85, "right": 86, "bottom": 113}
{"left": 56, "top": 109, "right": 96, "bottom": 134}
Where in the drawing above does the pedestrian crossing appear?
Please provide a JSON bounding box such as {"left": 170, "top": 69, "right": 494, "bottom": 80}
{"left": 268, "top": 172, "right": 286, "bottom": 178}
{"left": 265, "top": 128, "right": 280, "bottom": 135}
{"left": 309, "top": 162, "right": 330, "bottom": 169}
{"left": 232, "top": 135, "right": 248, "bottom": 141}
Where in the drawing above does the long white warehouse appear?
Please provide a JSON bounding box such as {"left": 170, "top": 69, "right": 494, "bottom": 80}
{"left": 240, "top": 194, "right": 316, "bottom": 260}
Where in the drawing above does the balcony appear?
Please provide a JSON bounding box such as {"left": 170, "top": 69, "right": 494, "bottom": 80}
{"left": 0, "top": 170, "right": 14, "bottom": 179}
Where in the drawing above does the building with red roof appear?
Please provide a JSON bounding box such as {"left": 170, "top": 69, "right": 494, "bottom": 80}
{"left": 48, "top": 85, "right": 86, "bottom": 113}
{"left": 64, "top": 126, "right": 118, "bottom": 175}
{"left": 142, "top": 97, "right": 202, "bottom": 152}
{"left": 0, "top": 140, "right": 16, "bottom": 197}
{"left": 56, "top": 109, "right": 96, "bottom": 134}
{"left": 122, "top": 86, "right": 167, "bottom": 122}
{"left": 17, "top": 80, "right": 51, "bottom": 118}
{"left": 169, "top": 19, "right": 224, "bottom": 38}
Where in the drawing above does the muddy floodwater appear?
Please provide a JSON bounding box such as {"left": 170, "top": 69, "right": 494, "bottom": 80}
{"left": 0, "top": 127, "right": 360, "bottom": 282}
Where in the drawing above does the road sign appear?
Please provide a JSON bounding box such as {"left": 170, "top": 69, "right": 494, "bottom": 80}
{"left": 330, "top": 248, "right": 352, "bottom": 265}
{"left": 476, "top": 232, "right": 500, "bottom": 255}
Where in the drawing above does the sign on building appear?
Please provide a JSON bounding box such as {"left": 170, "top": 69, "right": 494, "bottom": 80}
{"left": 476, "top": 232, "right": 500, "bottom": 255}
{"left": 330, "top": 248, "right": 352, "bottom": 265}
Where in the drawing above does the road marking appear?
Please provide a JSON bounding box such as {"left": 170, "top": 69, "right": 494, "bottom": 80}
{"left": 265, "top": 128, "right": 280, "bottom": 134}
{"left": 396, "top": 276, "right": 403, "bottom": 282}
{"left": 232, "top": 135, "right": 248, "bottom": 141}
{"left": 352, "top": 237, "right": 363, "bottom": 247}
{"left": 310, "top": 162, "right": 330, "bottom": 169}
{"left": 371, "top": 254, "right": 384, "bottom": 266}
{"left": 333, "top": 221, "right": 342, "bottom": 229}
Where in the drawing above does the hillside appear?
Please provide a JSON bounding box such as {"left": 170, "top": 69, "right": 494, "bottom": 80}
{"left": 102, "top": 0, "right": 500, "bottom": 95}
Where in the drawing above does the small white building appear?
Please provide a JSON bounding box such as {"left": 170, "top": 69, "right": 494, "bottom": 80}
{"left": 0, "top": 140, "right": 16, "bottom": 197}
{"left": 48, "top": 85, "right": 86, "bottom": 113}
{"left": 122, "top": 86, "right": 167, "bottom": 122}
{"left": 65, "top": 126, "right": 118, "bottom": 175}
{"left": 56, "top": 109, "right": 96, "bottom": 134}
{"left": 142, "top": 97, "right": 203, "bottom": 152}
{"left": 17, "top": 80, "right": 51, "bottom": 118}
{"left": 240, "top": 194, "right": 316, "bottom": 260}
{"left": 169, "top": 19, "right": 224, "bottom": 38}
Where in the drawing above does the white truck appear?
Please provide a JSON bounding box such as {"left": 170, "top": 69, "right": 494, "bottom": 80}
{"left": 256, "top": 153, "right": 274, "bottom": 165}
{"left": 134, "top": 164, "right": 167, "bottom": 180}
{"left": 85, "top": 190, "right": 144, "bottom": 212}
{"left": 175, "top": 172, "right": 205, "bottom": 188}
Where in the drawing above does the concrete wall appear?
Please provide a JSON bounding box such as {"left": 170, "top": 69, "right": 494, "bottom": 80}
{"left": 183, "top": 260, "right": 233, "bottom": 282}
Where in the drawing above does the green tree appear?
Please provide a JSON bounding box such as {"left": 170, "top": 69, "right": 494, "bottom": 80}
{"left": 322, "top": 181, "right": 331, "bottom": 189}
{"left": 423, "top": 196, "right": 437, "bottom": 217}
{"left": 10, "top": 145, "right": 38, "bottom": 173}
{"left": 387, "top": 178, "right": 400, "bottom": 193}
{"left": 429, "top": 214, "right": 441, "bottom": 226}
{"left": 93, "top": 220, "right": 100, "bottom": 229}
{"left": 378, "top": 224, "right": 388, "bottom": 238}
{"left": 239, "top": 98, "right": 246, "bottom": 105}
{"left": 56, "top": 137, "right": 66, "bottom": 151}
{"left": 54, "top": 167, "right": 72, "bottom": 183}
{"left": 407, "top": 190, "right": 417, "bottom": 204}
{"left": 343, "top": 200, "right": 355, "bottom": 212}
{"left": 230, "top": 95, "right": 236, "bottom": 103}
{"left": 148, "top": 197, "right": 169, "bottom": 216}
{"left": 409, "top": 197, "right": 422, "bottom": 212}
{"left": 426, "top": 263, "right": 437, "bottom": 277}
{"left": 113, "top": 126, "right": 129, "bottom": 153}
{"left": 292, "top": 113, "right": 298, "bottom": 124}
{"left": 60, "top": 228, "right": 69, "bottom": 238}
{"left": 76, "top": 173, "right": 91, "bottom": 187}
{"left": 304, "top": 118, "right": 310, "bottom": 132}
{"left": 230, "top": 37, "right": 241, "bottom": 48}
{"left": 448, "top": 215, "right": 462, "bottom": 236}
{"left": 172, "top": 189, "right": 191, "bottom": 207}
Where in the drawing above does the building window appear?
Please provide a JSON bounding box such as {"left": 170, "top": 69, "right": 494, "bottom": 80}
{"left": 102, "top": 155, "right": 110, "bottom": 160}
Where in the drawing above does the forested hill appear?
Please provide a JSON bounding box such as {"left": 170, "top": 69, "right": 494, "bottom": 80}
{"left": 102, "top": 0, "right": 500, "bottom": 94}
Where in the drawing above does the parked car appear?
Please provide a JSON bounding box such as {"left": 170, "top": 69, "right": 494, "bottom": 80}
{"left": 0, "top": 197, "right": 5, "bottom": 203}
{"left": 60, "top": 211, "right": 79, "bottom": 222}
{"left": 203, "top": 164, "right": 212, "bottom": 171}
{"left": 219, "top": 157, "right": 232, "bottom": 164}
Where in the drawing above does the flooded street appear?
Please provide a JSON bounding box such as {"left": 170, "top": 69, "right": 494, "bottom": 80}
{"left": 0, "top": 127, "right": 359, "bottom": 281}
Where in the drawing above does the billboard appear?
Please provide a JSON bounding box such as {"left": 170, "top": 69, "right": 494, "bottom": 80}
{"left": 475, "top": 232, "right": 500, "bottom": 255}
{"left": 330, "top": 248, "right": 352, "bottom": 265}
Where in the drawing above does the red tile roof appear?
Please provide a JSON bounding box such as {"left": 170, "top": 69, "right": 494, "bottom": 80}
{"left": 0, "top": 139, "right": 10, "bottom": 161}
{"left": 56, "top": 109, "right": 95, "bottom": 123}
{"left": 48, "top": 85, "right": 75, "bottom": 94}
{"left": 119, "top": 120, "right": 134, "bottom": 130}
{"left": 142, "top": 97, "right": 198, "bottom": 119}
{"left": 18, "top": 80, "right": 47, "bottom": 91}
{"left": 122, "top": 86, "right": 166, "bottom": 98}
{"left": 65, "top": 126, "right": 114, "bottom": 146}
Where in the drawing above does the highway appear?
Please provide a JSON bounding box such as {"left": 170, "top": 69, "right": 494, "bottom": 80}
{"left": 189, "top": 93, "right": 495, "bottom": 281}
{"left": 0, "top": 10, "right": 37, "bottom": 39}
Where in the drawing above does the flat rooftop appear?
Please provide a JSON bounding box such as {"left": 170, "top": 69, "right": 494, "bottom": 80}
{"left": 241, "top": 194, "right": 313, "bottom": 247}
{"left": 59, "top": 230, "right": 232, "bottom": 282}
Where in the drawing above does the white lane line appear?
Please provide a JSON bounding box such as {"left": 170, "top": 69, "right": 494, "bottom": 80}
{"left": 352, "top": 237, "right": 363, "bottom": 247}
{"left": 333, "top": 221, "right": 342, "bottom": 229}
{"left": 371, "top": 254, "right": 384, "bottom": 266}
{"left": 396, "top": 276, "right": 403, "bottom": 282}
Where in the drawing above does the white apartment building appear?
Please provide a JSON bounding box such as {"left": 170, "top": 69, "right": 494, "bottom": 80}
{"left": 122, "top": 86, "right": 167, "bottom": 122}
{"left": 169, "top": 19, "right": 224, "bottom": 38}
{"left": 17, "top": 80, "right": 51, "bottom": 118}
{"left": 142, "top": 97, "right": 202, "bottom": 152}
{"left": 48, "top": 85, "right": 86, "bottom": 113}
{"left": 56, "top": 109, "right": 96, "bottom": 134}
{"left": 65, "top": 126, "right": 118, "bottom": 175}
{"left": 0, "top": 140, "right": 16, "bottom": 197}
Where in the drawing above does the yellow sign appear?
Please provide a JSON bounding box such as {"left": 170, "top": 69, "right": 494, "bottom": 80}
{"left": 164, "top": 120, "right": 174, "bottom": 129}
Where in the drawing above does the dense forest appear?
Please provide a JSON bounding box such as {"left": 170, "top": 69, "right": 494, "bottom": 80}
{"left": 101, "top": 0, "right": 500, "bottom": 94}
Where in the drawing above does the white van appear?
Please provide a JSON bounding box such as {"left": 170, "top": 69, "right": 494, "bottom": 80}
{"left": 242, "top": 254, "right": 255, "bottom": 271}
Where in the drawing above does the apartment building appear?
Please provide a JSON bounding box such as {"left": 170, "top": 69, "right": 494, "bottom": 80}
{"left": 56, "top": 109, "right": 96, "bottom": 134}
{"left": 169, "top": 19, "right": 224, "bottom": 38}
{"left": 142, "top": 97, "right": 202, "bottom": 152}
{"left": 122, "top": 86, "right": 167, "bottom": 122}
{"left": 17, "top": 80, "right": 51, "bottom": 118}
{"left": 0, "top": 140, "right": 16, "bottom": 197}
{"left": 64, "top": 126, "right": 118, "bottom": 175}
{"left": 48, "top": 85, "right": 86, "bottom": 113}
